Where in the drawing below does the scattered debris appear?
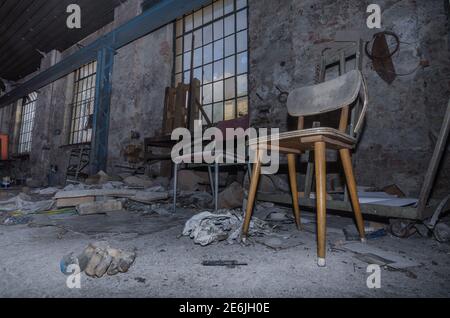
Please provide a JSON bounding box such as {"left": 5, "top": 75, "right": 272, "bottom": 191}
{"left": 129, "top": 191, "right": 169, "bottom": 204}
{"left": 343, "top": 223, "right": 387, "bottom": 241}
{"left": 126, "top": 201, "right": 173, "bottom": 216}
{"left": 153, "top": 176, "right": 170, "bottom": 188}
{"left": 252, "top": 202, "right": 316, "bottom": 225}
{"left": 54, "top": 189, "right": 139, "bottom": 200}
{"left": 182, "top": 210, "right": 271, "bottom": 246}
{"left": 98, "top": 181, "right": 126, "bottom": 190}
{"left": 77, "top": 200, "right": 123, "bottom": 216}
{"left": 85, "top": 173, "right": 106, "bottom": 186}
{"left": 124, "top": 200, "right": 173, "bottom": 216}
{"left": 343, "top": 242, "right": 420, "bottom": 269}
{"left": 244, "top": 174, "right": 290, "bottom": 193}
{"left": 84, "top": 171, "right": 116, "bottom": 185}
{"left": 0, "top": 193, "right": 54, "bottom": 214}
{"left": 60, "top": 253, "right": 80, "bottom": 275}
{"left": 3, "top": 215, "right": 34, "bottom": 226}
{"left": 134, "top": 277, "right": 146, "bottom": 284}
{"left": 266, "top": 175, "right": 291, "bottom": 193}
{"left": 60, "top": 242, "right": 136, "bottom": 278}
{"left": 1, "top": 176, "right": 11, "bottom": 188}
{"left": 32, "top": 187, "right": 60, "bottom": 196}
{"left": 124, "top": 175, "right": 154, "bottom": 188}
{"left": 176, "top": 170, "right": 208, "bottom": 192}
{"left": 218, "top": 182, "right": 244, "bottom": 209}
{"left": 57, "top": 196, "right": 95, "bottom": 209}
{"left": 0, "top": 191, "right": 11, "bottom": 200}
{"left": 389, "top": 219, "right": 417, "bottom": 238}
{"left": 434, "top": 222, "right": 450, "bottom": 243}
{"left": 265, "top": 211, "right": 294, "bottom": 224}
{"left": 148, "top": 203, "right": 173, "bottom": 216}
{"left": 382, "top": 184, "right": 406, "bottom": 198}
{"left": 353, "top": 253, "right": 395, "bottom": 266}
{"left": 202, "top": 260, "right": 248, "bottom": 268}
{"left": 54, "top": 189, "right": 137, "bottom": 208}
{"left": 63, "top": 183, "right": 88, "bottom": 191}
{"left": 256, "top": 234, "right": 304, "bottom": 251}
{"left": 179, "top": 191, "right": 213, "bottom": 209}
{"left": 358, "top": 190, "right": 418, "bottom": 207}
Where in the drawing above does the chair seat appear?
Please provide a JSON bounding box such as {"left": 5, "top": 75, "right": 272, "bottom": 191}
{"left": 248, "top": 127, "right": 356, "bottom": 153}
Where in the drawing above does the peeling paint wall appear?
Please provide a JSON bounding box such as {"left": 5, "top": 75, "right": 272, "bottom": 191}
{"left": 107, "top": 24, "right": 173, "bottom": 175}
{"left": 248, "top": 0, "right": 449, "bottom": 198}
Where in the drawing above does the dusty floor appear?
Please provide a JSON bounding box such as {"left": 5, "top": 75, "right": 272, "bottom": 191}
{"left": 0, "top": 205, "right": 449, "bottom": 298}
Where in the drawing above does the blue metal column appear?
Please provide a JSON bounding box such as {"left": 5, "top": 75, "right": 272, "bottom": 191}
{"left": 91, "top": 46, "right": 115, "bottom": 174}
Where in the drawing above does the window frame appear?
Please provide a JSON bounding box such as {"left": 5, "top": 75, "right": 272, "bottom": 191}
{"left": 173, "top": 0, "right": 249, "bottom": 125}
{"left": 68, "top": 61, "right": 98, "bottom": 145}
{"left": 17, "top": 92, "right": 38, "bottom": 154}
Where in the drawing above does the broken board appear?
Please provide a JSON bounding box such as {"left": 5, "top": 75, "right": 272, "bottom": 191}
{"left": 343, "top": 242, "right": 420, "bottom": 269}
{"left": 56, "top": 196, "right": 95, "bottom": 208}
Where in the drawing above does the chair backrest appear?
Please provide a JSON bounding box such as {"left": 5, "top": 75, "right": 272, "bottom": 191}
{"left": 162, "top": 79, "right": 202, "bottom": 135}
{"left": 287, "top": 38, "right": 369, "bottom": 137}
{"left": 0, "top": 134, "right": 8, "bottom": 160}
{"left": 287, "top": 70, "right": 362, "bottom": 117}
{"left": 287, "top": 70, "right": 368, "bottom": 136}
{"left": 321, "top": 38, "right": 367, "bottom": 137}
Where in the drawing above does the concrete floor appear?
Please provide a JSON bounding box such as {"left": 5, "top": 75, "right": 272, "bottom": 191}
{"left": 0, "top": 206, "right": 449, "bottom": 298}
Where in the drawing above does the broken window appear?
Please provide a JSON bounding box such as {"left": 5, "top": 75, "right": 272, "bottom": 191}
{"left": 18, "top": 92, "right": 38, "bottom": 154}
{"left": 174, "top": 0, "right": 249, "bottom": 125}
{"left": 69, "top": 61, "right": 97, "bottom": 144}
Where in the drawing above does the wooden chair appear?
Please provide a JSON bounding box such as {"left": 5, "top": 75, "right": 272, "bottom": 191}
{"left": 243, "top": 70, "right": 369, "bottom": 267}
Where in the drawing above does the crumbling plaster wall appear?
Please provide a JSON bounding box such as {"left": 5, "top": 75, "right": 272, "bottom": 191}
{"left": 248, "top": 0, "right": 450, "bottom": 198}
{"left": 107, "top": 24, "right": 173, "bottom": 175}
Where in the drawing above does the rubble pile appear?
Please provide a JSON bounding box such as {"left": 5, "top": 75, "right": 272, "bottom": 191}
{"left": 61, "top": 241, "right": 136, "bottom": 278}
{"left": 0, "top": 172, "right": 172, "bottom": 225}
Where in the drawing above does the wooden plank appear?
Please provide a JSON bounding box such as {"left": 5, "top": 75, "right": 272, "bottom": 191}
{"left": 258, "top": 192, "right": 429, "bottom": 220}
{"left": 174, "top": 83, "right": 188, "bottom": 129}
{"left": 54, "top": 189, "right": 139, "bottom": 199}
{"left": 163, "top": 87, "right": 176, "bottom": 135}
{"left": 77, "top": 200, "right": 123, "bottom": 215}
{"left": 57, "top": 196, "right": 95, "bottom": 208}
{"left": 417, "top": 99, "right": 450, "bottom": 216}
{"left": 189, "top": 78, "right": 201, "bottom": 130}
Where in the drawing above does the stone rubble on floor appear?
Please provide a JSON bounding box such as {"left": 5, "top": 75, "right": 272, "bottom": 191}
{"left": 60, "top": 241, "right": 137, "bottom": 278}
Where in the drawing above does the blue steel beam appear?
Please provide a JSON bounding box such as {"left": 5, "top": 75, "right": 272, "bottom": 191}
{"left": 91, "top": 47, "right": 115, "bottom": 173}
{"left": 0, "top": 0, "right": 211, "bottom": 108}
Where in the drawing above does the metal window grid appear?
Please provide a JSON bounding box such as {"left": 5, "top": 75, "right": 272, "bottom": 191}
{"left": 69, "top": 61, "right": 97, "bottom": 145}
{"left": 18, "top": 92, "right": 38, "bottom": 154}
{"left": 174, "top": 0, "right": 249, "bottom": 125}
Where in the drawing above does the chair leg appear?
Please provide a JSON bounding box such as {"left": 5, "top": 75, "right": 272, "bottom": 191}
{"left": 315, "top": 142, "right": 327, "bottom": 267}
{"left": 287, "top": 154, "right": 301, "bottom": 229}
{"left": 340, "top": 149, "right": 366, "bottom": 242}
{"left": 242, "top": 151, "right": 262, "bottom": 237}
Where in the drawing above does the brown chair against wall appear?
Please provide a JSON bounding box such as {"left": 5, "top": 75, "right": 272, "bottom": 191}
{"left": 0, "top": 134, "right": 8, "bottom": 160}
{"left": 243, "top": 70, "right": 369, "bottom": 267}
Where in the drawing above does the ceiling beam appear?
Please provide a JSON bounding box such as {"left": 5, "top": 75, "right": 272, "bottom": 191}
{"left": 0, "top": 0, "right": 211, "bottom": 108}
